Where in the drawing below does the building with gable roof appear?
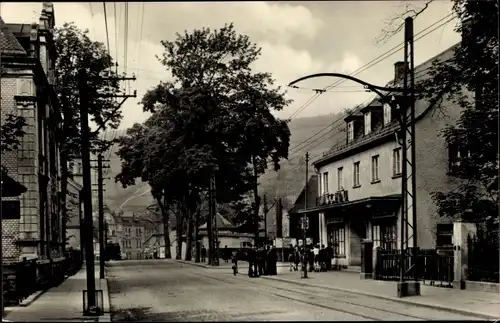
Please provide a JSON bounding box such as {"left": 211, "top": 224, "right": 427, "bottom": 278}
{"left": 1, "top": 3, "right": 64, "bottom": 262}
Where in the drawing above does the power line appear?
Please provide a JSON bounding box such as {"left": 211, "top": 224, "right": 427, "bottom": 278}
{"left": 285, "top": 12, "right": 455, "bottom": 121}
{"left": 103, "top": 2, "right": 111, "bottom": 55}
{"left": 124, "top": 2, "right": 129, "bottom": 75}
{"left": 136, "top": 3, "right": 146, "bottom": 79}
{"left": 284, "top": 13, "right": 456, "bottom": 159}
{"left": 114, "top": 2, "right": 119, "bottom": 74}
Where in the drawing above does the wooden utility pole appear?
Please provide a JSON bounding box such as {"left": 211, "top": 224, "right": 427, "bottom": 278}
{"left": 302, "top": 152, "right": 309, "bottom": 279}
{"left": 263, "top": 194, "right": 268, "bottom": 242}
{"left": 252, "top": 155, "right": 260, "bottom": 247}
{"left": 78, "top": 68, "right": 97, "bottom": 313}
{"left": 97, "top": 154, "right": 105, "bottom": 279}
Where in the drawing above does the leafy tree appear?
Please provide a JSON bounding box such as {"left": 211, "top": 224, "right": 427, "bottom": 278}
{"left": 414, "top": 1, "right": 499, "bottom": 222}
{"left": 116, "top": 23, "right": 291, "bottom": 261}
{"left": 54, "top": 23, "right": 123, "bottom": 250}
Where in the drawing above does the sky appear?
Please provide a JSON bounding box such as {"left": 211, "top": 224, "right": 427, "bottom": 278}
{"left": 1, "top": 1, "right": 461, "bottom": 131}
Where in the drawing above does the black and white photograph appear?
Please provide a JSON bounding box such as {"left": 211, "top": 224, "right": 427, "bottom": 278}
{"left": 0, "top": 0, "right": 498, "bottom": 321}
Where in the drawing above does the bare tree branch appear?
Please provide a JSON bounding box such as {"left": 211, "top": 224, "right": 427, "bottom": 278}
{"left": 375, "top": 0, "right": 434, "bottom": 45}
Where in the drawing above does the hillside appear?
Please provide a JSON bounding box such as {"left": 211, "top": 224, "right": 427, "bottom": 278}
{"left": 103, "top": 113, "right": 345, "bottom": 213}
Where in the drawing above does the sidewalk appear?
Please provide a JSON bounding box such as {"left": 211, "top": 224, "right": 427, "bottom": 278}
{"left": 262, "top": 270, "right": 500, "bottom": 319}
{"left": 5, "top": 263, "right": 111, "bottom": 322}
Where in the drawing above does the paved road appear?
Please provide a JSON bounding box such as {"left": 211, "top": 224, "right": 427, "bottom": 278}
{"left": 106, "top": 260, "right": 483, "bottom": 322}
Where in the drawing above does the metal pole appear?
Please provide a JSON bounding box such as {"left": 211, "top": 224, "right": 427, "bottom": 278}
{"left": 302, "top": 152, "right": 309, "bottom": 279}
{"left": 0, "top": 32, "right": 4, "bottom": 320}
{"left": 97, "top": 154, "right": 105, "bottom": 279}
{"left": 78, "top": 68, "right": 97, "bottom": 311}
{"left": 408, "top": 17, "right": 418, "bottom": 283}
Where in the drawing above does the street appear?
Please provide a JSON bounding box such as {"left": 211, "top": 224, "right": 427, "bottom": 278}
{"left": 106, "top": 260, "right": 483, "bottom": 321}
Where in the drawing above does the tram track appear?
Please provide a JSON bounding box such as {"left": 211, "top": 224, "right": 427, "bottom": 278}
{"left": 192, "top": 270, "right": 484, "bottom": 321}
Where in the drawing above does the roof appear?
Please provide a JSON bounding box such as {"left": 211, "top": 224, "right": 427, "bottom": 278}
{"left": 313, "top": 43, "right": 459, "bottom": 167}
{"left": 288, "top": 175, "right": 319, "bottom": 214}
{"left": 199, "top": 213, "right": 236, "bottom": 230}
{"left": 0, "top": 17, "right": 27, "bottom": 55}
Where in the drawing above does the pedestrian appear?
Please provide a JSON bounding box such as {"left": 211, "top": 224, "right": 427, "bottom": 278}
{"left": 231, "top": 249, "right": 239, "bottom": 275}
{"left": 326, "top": 243, "right": 333, "bottom": 271}
{"left": 288, "top": 245, "right": 295, "bottom": 272}
{"left": 201, "top": 245, "right": 207, "bottom": 263}
{"left": 319, "top": 244, "right": 326, "bottom": 272}
{"left": 308, "top": 245, "right": 314, "bottom": 272}
{"left": 269, "top": 246, "right": 278, "bottom": 275}
{"left": 257, "top": 246, "right": 265, "bottom": 276}
{"left": 264, "top": 245, "right": 271, "bottom": 275}
{"left": 223, "top": 246, "right": 229, "bottom": 263}
{"left": 313, "top": 244, "right": 320, "bottom": 272}
{"left": 293, "top": 246, "right": 300, "bottom": 271}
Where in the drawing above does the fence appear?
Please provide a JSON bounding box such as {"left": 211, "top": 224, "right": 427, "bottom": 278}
{"left": 467, "top": 229, "right": 499, "bottom": 283}
{"left": 2, "top": 250, "right": 83, "bottom": 306}
{"left": 375, "top": 248, "right": 454, "bottom": 287}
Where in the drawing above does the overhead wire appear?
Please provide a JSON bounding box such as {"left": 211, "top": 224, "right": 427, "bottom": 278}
{"left": 114, "top": 2, "right": 119, "bottom": 75}
{"left": 284, "top": 13, "right": 456, "bottom": 160}
{"left": 103, "top": 2, "right": 111, "bottom": 57}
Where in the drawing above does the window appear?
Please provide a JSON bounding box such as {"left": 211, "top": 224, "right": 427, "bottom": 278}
{"left": 323, "top": 172, "right": 329, "bottom": 194}
{"left": 393, "top": 148, "right": 401, "bottom": 176}
{"left": 383, "top": 103, "right": 391, "bottom": 125}
{"left": 337, "top": 167, "right": 343, "bottom": 190}
{"left": 364, "top": 112, "right": 371, "bottom": 135}
{"left": 436, "top": 224, "right": 453, "bottom": 248}
{"left": 347, "top": 122, "right": 354, "bottom": 142}
{"left": 330, "top": 227, "right": 346, "bottom": 256}
{"left": 318, "top": 175, "right": 322, "bottom": 195}
{"left": 371, "top": 155, "right": 379, "bottom": 182}
{"left": 373, "top": 223, "right": 397, "bottom": 250}
{"left": 353, "top": 162, "right": 360, "bottom": 187}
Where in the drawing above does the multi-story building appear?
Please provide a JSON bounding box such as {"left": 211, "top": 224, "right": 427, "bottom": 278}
{"left": 118, "top": 212, "right": 147, "bottom": 260}
{"left": 65, "top": 177, "right": 82, "bottom": 252}
{"left": 1, "top": 4, "right": 64, "bottom": 262}
{"left": 296, "top": 44, "right": 461, "bottom": 268}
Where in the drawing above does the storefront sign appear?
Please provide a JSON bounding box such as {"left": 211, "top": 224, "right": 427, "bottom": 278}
{"left": 317, "top": 190, "right": 349, "bottom": 206}
{"left": 326, "top": 218, "right": 343, "bottom": 225}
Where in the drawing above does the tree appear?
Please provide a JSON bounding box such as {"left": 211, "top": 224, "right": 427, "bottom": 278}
{"left": 415, "top": 1, "right": 499, "bottom": 222}
{"left": 54, "top": 23, "right": 123, "bottom": 251}
{"left": 117, "top": 23, "right": 291, "bottom": 261}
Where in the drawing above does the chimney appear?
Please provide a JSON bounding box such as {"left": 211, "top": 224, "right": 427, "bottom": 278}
{"left": 40, "top": 2, "right": 55, "bottom": 30}
{"left": 394, "top": 61, "right": 409, "bottom": 82}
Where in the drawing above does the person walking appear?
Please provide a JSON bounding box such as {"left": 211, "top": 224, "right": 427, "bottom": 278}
{"left": 313, "top": 244, "right": 320, "bottom": 272}
{"left": 247, "top": 245, "right": 256, "bottom": 277}
{"left": 201, "top": 245, "right": 207, "bottom": 263}
{"left": 293, "top": 246, "right": 300, "bottom": 272}
{"left": 231, "top": 249, "right": 239, "bottom": 275}
{"left": 288, "top": 245, "right": 295, "bottom": 272}
{"left": 223, "top": 246, "right": 230, "bottom": 263}
{"left": 269, "top": 246, "right": 278, "bottom": 275}
{"left": 326, "top": 243, "right": 333, "bottom": 271}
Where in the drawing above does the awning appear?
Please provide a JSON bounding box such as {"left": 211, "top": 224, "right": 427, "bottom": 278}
{"left": 294, "top": 194, "right": 401, "bottom": 215}
{"left": 1, "top": 171, "right": 27, "bottom": 197}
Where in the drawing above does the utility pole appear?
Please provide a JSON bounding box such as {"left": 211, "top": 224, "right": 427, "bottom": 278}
{"left": 397, "top": 16, "right": 420, "bottom": 297}
{"left": 97, "top": 154, "right": 105, "bottom": 279}
{"left": 302, "top": 152, "right": 309, "bottom": 279}
{"left": 263, "top": 194, "right": 268, "bottom": 242}
{"left": 252, "top": 155, "right": 261, "bottom": 247}
{"left": 78, "top": 68, "right": 97, "bottom": 313}
{"left": 208, "top": 170, "right": 218, "bottom": 266}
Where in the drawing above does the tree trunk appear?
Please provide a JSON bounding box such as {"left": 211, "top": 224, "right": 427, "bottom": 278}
{"left": 194, "top": 209, "right": 200, "bottom": 263}
{"left": 185, "top": 209, "right": 193, "bottom": 261}
{"left": 60, "top": 149, "right": 69, "bottom": 254}
{"left": 176, "top": 203, "right": 183, "bottom": 260}
{"left": 156, "top": 194, "right": 171, "bottom": 259}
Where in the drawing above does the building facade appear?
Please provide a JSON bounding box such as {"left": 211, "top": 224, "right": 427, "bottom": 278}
{"left": 298, "top": 44, "right": 461, "bottom": 268}
{"left": 65, "top": 177, "right": 82, "bottom": 251}
{"left": 1, "top": 4, "right": 63, "bottom": 262}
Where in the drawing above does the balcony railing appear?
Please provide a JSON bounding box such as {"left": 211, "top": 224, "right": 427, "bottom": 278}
{"left": 316, "top": 190, "right": 349, "bottom": 207}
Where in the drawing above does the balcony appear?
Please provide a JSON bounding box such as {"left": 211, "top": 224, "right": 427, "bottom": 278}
{"left": 316, "top": 190, "right": 349, "bottom": 207}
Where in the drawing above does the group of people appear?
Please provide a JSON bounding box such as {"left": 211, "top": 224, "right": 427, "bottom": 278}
{"left": 288, "top": 243, "right": 335, "bottom": 273}
{"left": 245, "top": 244, "right": 279, "bottom": 277}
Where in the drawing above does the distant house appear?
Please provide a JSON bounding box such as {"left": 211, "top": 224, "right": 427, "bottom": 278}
{"left": 198, "top": 213, "right": 254, "bottom": 250}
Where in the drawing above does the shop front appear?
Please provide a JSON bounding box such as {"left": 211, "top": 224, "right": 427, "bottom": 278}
{"left": 298, "top": 193, "right": 401, "bottom": 268}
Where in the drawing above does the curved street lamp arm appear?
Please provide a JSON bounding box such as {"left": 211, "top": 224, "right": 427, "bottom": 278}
{"left": 288, "top": 73, "right": 405, "bottom": 101}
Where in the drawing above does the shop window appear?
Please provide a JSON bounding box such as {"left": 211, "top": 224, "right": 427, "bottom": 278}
{"left": 330, "top": 227, "right": 346, "bottom": 257}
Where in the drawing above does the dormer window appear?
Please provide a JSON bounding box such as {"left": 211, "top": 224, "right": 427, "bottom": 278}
{"left": 364, "top": 112, "right": 371, "bottom": 135}
{"left": 347, "top": 121, "right": 354, "bottom": 142}
{"left": 383, "top": 103, "right": 391, "bottom": 125}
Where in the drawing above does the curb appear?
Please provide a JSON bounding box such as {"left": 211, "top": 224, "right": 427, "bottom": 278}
{"left": 262, "top": 276, "right": 500, "bottom": 320}
{"left": 18, "top": 289, "right": 47, "bottom": 307}
{"left": 98, "top": 313, "right": 111, "bottom": 322}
